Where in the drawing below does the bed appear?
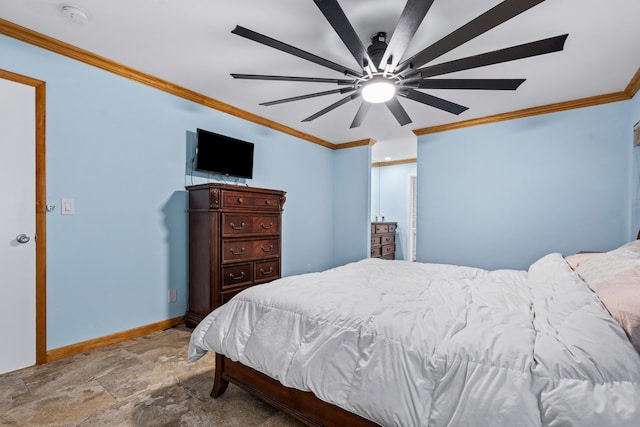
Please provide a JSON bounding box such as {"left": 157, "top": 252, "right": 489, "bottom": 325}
{"left": 188, "top": 237, "right": 640, "bottom": 426}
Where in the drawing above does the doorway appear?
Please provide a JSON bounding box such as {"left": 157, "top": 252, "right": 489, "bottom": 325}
{"left": 408, "top": 174, "right": 417, "bottom": 262}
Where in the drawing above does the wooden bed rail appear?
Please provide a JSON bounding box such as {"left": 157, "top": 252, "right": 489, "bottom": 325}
{"left": 212, "top": 354, "right": 379, "bottom": 427}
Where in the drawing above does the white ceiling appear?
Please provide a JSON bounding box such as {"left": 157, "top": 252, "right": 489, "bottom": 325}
{"left": 1, "top": 0, "right": 639, "bottom": 162}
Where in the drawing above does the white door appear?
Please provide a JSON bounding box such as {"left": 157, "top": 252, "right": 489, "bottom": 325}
{"left": 0, "top": 77, "right": 37, "bottom": 374}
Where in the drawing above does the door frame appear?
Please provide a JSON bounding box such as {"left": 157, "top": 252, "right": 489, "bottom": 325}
{"left": 1, "top": 69, "right": 46, "bottom": 364}
{"left": 407, "top": 174, "right": 417, "bottom": 262}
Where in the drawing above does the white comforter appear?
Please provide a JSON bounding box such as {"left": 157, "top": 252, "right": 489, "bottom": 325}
{"left": 188, "top": 255, "right": 640, "bottom": 426}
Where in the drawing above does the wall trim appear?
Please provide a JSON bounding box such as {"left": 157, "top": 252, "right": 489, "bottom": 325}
{"left": 0, "top": 68, "right": 47, "bottom": 365}
{"left": 46, "top": 316, "right": 185, "bottom": 362}
{"left": 413, "top": 91, "right": 631, "bottom": 136}
{"left": 372, "top": 158, "right": 417, "bottom": 168}
{"left": 0, "top": 18, "right": 336, "bottom": 150}
{"left": 626, "top": 67, "right": 640, "bottom": 98}
{"left": 335, "top": 138, "right": 376, "bottom": 150}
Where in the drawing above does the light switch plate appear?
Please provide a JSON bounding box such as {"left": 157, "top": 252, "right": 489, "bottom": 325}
{"left": 61, "top": 198, "right": 75, "bottom": 215}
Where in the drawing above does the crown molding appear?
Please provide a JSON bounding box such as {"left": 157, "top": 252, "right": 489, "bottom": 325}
{"left": 413, "top": 91, "right": 630, "bottom": 136}
{"left": 335, "top": 138, "right": 376, "bottom": 150}
{"left": 372, "top": 158, "right": 417, "bottom": 168}
{"left": 0, "top": 18, "right": 336, "bottom": 149}
{"left": 625, "top": 67, "right": 640, "bottom": 98}
{"left": 3, "top": 18, "right": 637, "bottom": 151}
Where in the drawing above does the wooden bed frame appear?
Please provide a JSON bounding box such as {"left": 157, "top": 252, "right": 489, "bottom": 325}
{"left": 211, "top": 354, "right": 379, "bottom": 426}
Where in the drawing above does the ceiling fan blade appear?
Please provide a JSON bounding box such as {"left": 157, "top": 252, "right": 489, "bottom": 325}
{"left": 260, "top": 88, "right": 355, "bottom": 106}
{"left": 398, "top": 0, "right": 546, "bottom": 70}
{"left": 302, "top": 92, "right": 360, "bottom": 122}
{"left": 232, "top": 25, "right": 362, "bottom": 78}
{"left": 385, "top": 97, "right": 412, "bottom": 126}
{"left": 379, "top": 0, "right": 435, "bottom": 71}
{"left": 417, "top": 78, "right": 525, "bottom": 90}
{"left": 231, "top": 74, "right": 354, "bottom": 85}
{"left": 313, "top": 0, "right": 376, "bottom": 75}
{"left": 399, "top": 89, "right": 468, "bottom": 115}
{"left": 350, "top": 102, "right": 372, "bottom": 128}
{"left": 418, "top": 34, "right": 568, "bottom": 78}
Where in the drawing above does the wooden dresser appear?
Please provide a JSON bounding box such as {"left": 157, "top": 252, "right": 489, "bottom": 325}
{"left": 185, "top": 184, "right": 286, "bottom": 327}
{"left": 370, "top": 222, "right": 397, "bottom": 260}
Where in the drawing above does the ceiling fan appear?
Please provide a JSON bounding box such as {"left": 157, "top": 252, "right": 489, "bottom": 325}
{"left": 231, "top": 0, "right": 568, "bottom": 128}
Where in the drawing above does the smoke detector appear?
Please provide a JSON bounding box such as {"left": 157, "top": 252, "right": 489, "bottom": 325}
{"left": 61, "top": 5, "right": 90, "bottom": 24}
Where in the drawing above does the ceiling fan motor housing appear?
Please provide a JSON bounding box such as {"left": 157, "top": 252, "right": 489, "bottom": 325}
{"left": 367, "top": 32, "right": 388, "bottom": 70}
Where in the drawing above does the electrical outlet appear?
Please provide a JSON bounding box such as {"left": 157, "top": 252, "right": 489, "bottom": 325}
{"left": 168, "top": 289, "right": 177, "bottom": 303}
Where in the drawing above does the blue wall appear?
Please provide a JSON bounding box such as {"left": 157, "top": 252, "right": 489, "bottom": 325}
{"left": 333, "top": 146, "right": 372, "bottom": 266}
{"left": 0, "top": 34, "right": 369, "bottom": 349}
{"left": 371, "top": 162, "right": 417, "bottom": 260}
{"left": 417, "top": 101, "right": 634, "bottom": 270}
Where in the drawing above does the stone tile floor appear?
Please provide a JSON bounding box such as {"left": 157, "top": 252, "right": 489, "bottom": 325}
{"left": 0, "top": 324, "right": 304, "bottom": 426}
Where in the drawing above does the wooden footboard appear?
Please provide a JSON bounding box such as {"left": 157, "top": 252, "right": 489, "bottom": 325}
{"left": 212, "top": 354, "right": 379, "bottom": 427}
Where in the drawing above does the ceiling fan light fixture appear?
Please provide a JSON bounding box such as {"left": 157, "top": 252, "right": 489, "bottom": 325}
{"left": 362, "top": 77, "right": 395, "bottom": 103}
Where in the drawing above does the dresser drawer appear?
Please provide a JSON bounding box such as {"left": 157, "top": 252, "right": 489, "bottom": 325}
{"left": 371, "top": 246, "right": 382, "bottom": 257}
{"left": 254, "top": 259, "right": 280, "bottom": 284}
{"left": 382, "top": 244, "right": 395, "bottom": 256}
{"left": 221, "top": 263, "right": 253, "bottom": 289}
{"left": 221, "top": 287, "right": 247, "bottom": 305}
{"left": 388, "top": 223, "right": 397, "bottom": 233}
{"left": 381, "top": 235, "right": 395, "bottom": 245}
{"left": 221, "top": 238, "right": 280, "bottom": 263}
{"left": 222, "top": 214, "right": 280, "bottom": 237}
{"left": 371, "top": 236, "right": 381, "bottom": 246}
{"left": 221, "top": 190, "right": 282, "bottom": 211}
{"left": 375, "top": 224, "right": 389, "bottom": 234}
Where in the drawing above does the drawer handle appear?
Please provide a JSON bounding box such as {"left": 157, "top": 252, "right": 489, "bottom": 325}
{"left": 259, "top": 267, "right": 274, "bottom": 275}
{"left": 230, "top": 247, "right": 246, "bottom": 255}
{"left": 265, "top": 200, "right": 271, "bottom": 206}
{"left": 229, "top": 271, "right": 245, "bottom": 280}
{"left": 230, "top": 222, "right": 245, "bottom": 230}
{"left": 260, "top": 222, "right": 273, "bottom": 230}
{"left": 237, "top": 197, "right": 243, "bottom": 204}
{"left": 261, "top": 245, "right": 274, "bottom": 253}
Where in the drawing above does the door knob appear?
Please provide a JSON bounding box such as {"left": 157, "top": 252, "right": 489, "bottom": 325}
{"left": 16, "top": 234, "right": 30, "bottom": 244}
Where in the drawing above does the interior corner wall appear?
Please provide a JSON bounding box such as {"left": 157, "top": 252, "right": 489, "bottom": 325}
{"left": 333, "top": 146, "right": 372, "bottom": 266}
{"left": 371, "top": 162, "right": 417, "bottom": 260}
{"left": 416, "top": 100, "right": 633, "bottom": 271}
{"left": 0, "top": 34, "right": 338, "bottom": 349}
{"left": 631, "top": 91, "right": 640, "bottom": 236}
{"left": 371, "top": 166, "right": 380, "bottom": 221}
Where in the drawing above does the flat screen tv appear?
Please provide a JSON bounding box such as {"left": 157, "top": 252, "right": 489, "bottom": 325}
{"left": 195, "top": 128, "right": 254, "bottom": 179}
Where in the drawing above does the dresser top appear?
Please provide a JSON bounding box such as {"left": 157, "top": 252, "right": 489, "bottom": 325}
{"left": 187, "top": 183, "right": 286, "bottom": 211}
{"left": 186, "top": 183, "right": 286, "bottom": 196}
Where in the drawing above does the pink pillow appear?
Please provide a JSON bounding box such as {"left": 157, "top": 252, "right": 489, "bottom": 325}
{"left": 564, "top": 252, "right": 603, "bottom": 270}
{"left": 592, "top": 267, "right": 640, "bottom": 353}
